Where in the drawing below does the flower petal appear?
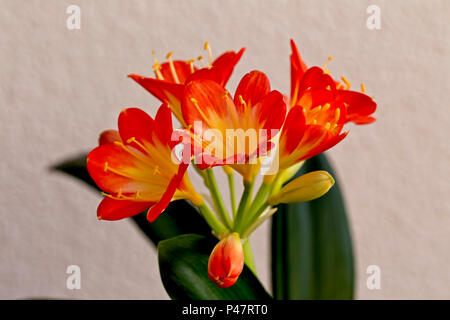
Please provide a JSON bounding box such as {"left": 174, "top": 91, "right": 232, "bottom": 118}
{"left": 118, "top": 108, "right": 155, "bottom": 146}
{"left": 233, "top": 70, "right": 271, "bottom": 112}
{"left": 146, "top": 162, "right": 189, "bottom": 222}
{"left": 159, "top": 60, "right": 194, "bottom": 84}
{"left": 128, "top": 74, "right": 185, "bottom": 122}
{"left": 97, "top": 197, "right": 153, "bottom": 221}
{"left": 335, "top": 90, "right": 377, "bottom": 124}
{"left": 290, "top": 39, "right": 308, "bottom": 106}
{"left": 87, "top": 143, "right": 144, "bottom": 194}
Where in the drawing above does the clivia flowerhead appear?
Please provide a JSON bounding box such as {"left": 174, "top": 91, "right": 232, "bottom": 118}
{"left": 208, "top": 233, "right": 245, "bottom": 288}
{"left": 128, "top": 42, "right": 245, "bottom": 126}
{"left": 87, "top": 105, "right": 203, "bottom": 222}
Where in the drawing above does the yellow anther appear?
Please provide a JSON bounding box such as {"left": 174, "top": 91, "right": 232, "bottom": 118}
{"left": 203, "top": 41, "right": 209, "bottom": 50}
{"left": 152, "top": 62, "right": 161, "bottom": 70}
{"left": 335, "top": 108, "right": 341, "bottom": 122}
{"left": 313, "top": 119, "right": 317, "bottom": 125}
{"left": 117, "top": 188, "right": 122, "bottom": 198}
{"left": 166, "top": 51, "right": 173, "bottom": 59}
{"left": 360, "top": 83, "right": 366, "bottom": 93}
{"left": 104, "top": 162, "right": 108, "bottom": 172}
{"left": 325, "top": 122, "right": 331, "bottom": 130}
{"left": 135, "top": 190, "right": 141, "bottom": 199}
{"left": 197, "top": 56, "right": 205, "bottom": 68}
{"left": 151, "top": 50, "right": 158, "bottom": 64}
{"left": 126, "top": 137, "right": 135, "bottom": 144}
{"left": 190, "top": 98, "right": 198, "bottom": 103}
{"left": 341, "top": 76, "right": 351, "bottom": 89}
{"left": 186, "top": 59, "right": 196, "bottom": 74}
{"left": 323, "top": 103, "right": 331, "bottom": 111}
{"left": 322, "top": 56, "right": 333, "bottom": 73}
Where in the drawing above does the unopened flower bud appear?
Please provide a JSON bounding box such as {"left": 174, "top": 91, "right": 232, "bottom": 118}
{"left": 208, "top": 233, "right": 244, "bottom": 288}
{"left": 268, "top": 170, "right": 334, "bottom": 205}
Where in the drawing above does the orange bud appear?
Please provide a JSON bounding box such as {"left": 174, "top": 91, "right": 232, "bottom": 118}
{"left": 208, "top": 233, "right": 244, "bottom": 288}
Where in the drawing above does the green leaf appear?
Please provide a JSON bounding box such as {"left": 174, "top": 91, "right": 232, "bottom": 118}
{"left": 158, "top": 234, "right": 272, "bottom": 300}
{"left": 51, "top": 154, "right": 210, "bottom": 245}
{"left": 271, "top": 153, "right": 354, "bottom": 300}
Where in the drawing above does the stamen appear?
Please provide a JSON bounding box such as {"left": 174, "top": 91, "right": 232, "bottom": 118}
{"left": 166, "top": 51, "right": 180, "bottom": 84}
{"left": 104, "top": 162, "right": 108, "bottom": 172}
{"left": 186, "top": 59, "right": 196, "bottom": 74}
{"left": 312, "top": 119, "right": 317, "bottom": 125}
{"left": 323, "top": 103, "right": 331, "bottom": 112}
{"left": 322, "top": 56, "right": 333, "bottom": 73}
{"left": 224, "top": 92, "right": 240, "bottom": 126}
{"left": 117, "top": 188, "right": 122, "bottom": 198}
{"left": 341, "top": 76, "right": 351, "bottom": 89}
{"left": 135, "top": 190, "right": 141, "bottom": 199}
{"left": 325, "top": 122, "right": 331, "bottom": 130}
{"left": 190, "top": 98, "right": 213, "bottom": 127}
{"left": 151, "top": 51, "right": 165, "bottom": 80}
{"left": 360, "top": 83, "right": 366, "bottom": 93}
{"left": 204, "top": 41, "right": 213, "bottom": 68}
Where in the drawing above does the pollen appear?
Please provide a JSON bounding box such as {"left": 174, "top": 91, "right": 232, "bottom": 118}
{"left": 323, "top": 103, "right": 331, "bottom": 112}
{"left": 341, "top": 76, "right": 351, "bottom": 89}
{"left": 325, "top": 122, "right": 331, "bottom": 130}
{"left": 104, "top": 162, "right": 108, "bottom": 172}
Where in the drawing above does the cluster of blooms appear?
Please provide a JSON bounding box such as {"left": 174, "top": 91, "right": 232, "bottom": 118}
{"left": 87, "top": 40, "right": 376, "bottom": 288}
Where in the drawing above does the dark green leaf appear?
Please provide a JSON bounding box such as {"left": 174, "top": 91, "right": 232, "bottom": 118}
{"left": 158, "top": 234, "right": 271, "bottom": 300}
{"left": 271, "top": 153, "right": 354, "bottom": 299}
{"left": 51, "top": 154, "right": 210, "bottom": 245}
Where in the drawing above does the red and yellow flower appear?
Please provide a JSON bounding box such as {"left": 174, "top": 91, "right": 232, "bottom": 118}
{"left": 181, "top": 70, "right": 287, "bottom": 182}
{"left": 87, "top": 105, "right": 203, "bottom": 222}
{"left": 128, "top": 43, "right": 245, "bottom": 126}
{"left": 275, "top": 40, "right": 377, "bottom": 171}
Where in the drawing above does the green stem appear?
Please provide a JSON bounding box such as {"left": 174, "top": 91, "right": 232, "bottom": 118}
{"left": 226, "top": 171, "right": 237, "bottom": 218}
{"left": 245, "top": 182, "right": 271, "bottom": 224}
{"left": 205, "top": 168, "right": 232, "bottom": 229}
{"left": 233, "top": 180, "right": 254, "bottom": 234}
{"left": 243, "top": 238, "right": 257, "bottom": 275}
{"left": 241, "top": 202, "right": 270, "bottom": 237}
{"left": 198, "top": 203, "right": 227, "bottom": 236}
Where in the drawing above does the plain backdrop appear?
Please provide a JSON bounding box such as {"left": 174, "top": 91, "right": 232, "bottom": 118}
{"left": 0, "top": 0, "right": 449, "bottom": 299}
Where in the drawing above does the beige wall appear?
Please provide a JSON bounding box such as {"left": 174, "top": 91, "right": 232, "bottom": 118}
{"left": 1, "top": 0, "right": 449, "bottom": 299}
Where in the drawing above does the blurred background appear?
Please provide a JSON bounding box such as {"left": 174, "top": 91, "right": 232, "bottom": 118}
{"left": 0, "top": 0, "right": 449, "bottom": 299}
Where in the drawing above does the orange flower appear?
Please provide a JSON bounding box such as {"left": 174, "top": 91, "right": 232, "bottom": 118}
{"left": 276, "top": 41, "right": 377, "bottom": 170}
{"left": 208, "top": 233, "right": 244, "bottom": 288}
{"left": 87, "top": 105, "right": 202, "bottom": 222}
{"left": 128, "top": 44, "right": 245, "bottom": 125}
{"left": 182, "top": 70, "right": 287, "bottom": 181}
